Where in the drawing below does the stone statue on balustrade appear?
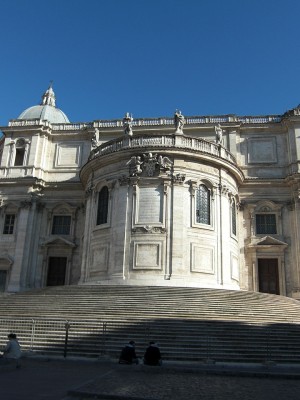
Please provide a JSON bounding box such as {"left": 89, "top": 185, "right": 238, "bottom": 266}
{"left": 215, "top": 124, "right": 224, "bottom": 144}
{"left": 174, "top": 110, "right": 185, "bottom": 134}
{"left": 123, "top": 112, "right": 133, "bottom": 136}
{"left": 91, "top": 134, "right": 99, "bottom": 148}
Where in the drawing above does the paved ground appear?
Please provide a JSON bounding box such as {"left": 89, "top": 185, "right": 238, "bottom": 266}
{"left": 1, "top": 357, "right": 300, "bottom": 400}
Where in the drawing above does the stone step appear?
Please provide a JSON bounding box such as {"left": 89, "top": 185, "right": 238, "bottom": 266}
{"left": 1, "top": 285, "right": 300, "bottom": 363}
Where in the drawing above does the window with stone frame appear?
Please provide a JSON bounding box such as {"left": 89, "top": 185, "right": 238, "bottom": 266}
{"left": 231, "top": 199, "right": 237, "bottom": 236}
{"left": 14, "top": 138, "right": 26, "bottom": 166}
{"left": 97, "top": 186, "right": 109, "bottom": 225}
{"left": 196, "top": 184, "right": 211, "bottom": 225}
{"left": 51, "top": 215, "right": 71, "bottom": 235}
{"left": 3, "top": 214, "right": 16, "bottom": 234}
{"left": 256, "top": 213, "right": 277, "bottom": 234}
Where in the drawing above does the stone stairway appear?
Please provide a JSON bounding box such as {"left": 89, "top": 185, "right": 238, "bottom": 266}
{"left": 0, "top": 285, "right": 300, "bottom": 363}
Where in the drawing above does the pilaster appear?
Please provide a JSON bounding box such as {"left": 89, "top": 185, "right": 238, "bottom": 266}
{"left": 7, "top": 201, "right": 32, "bottom": 291}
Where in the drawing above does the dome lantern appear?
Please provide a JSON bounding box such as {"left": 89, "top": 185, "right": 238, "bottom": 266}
{"left": 41, "top": 82, "right": 56, "bottom": 107}
{"left": 17, "top": 84, "right": 70, "bottom": 123}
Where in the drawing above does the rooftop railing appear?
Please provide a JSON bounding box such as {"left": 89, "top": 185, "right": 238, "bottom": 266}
{"left": 7, "top": 115, "right": 282, "bottom": 130}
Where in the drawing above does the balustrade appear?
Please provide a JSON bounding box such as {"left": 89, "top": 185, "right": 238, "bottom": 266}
{"left": 9, "top": 119, "right": 47, "bottom": 127}
{"left": 7, "top": 114, "right": 282, "bottom": 131}
{"left": 89, "top": 134, "right": 236, "bottom": 164}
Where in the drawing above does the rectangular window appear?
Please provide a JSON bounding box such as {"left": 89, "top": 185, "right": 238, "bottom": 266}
{"left": 51, "top": 216, "right": 71, "bottom": 235}
{"left": 196, "top": 185, "right": 210, "bottom": 225}
{"left": 256, "top": 214, "right": 276, "bottom": 234}
{"left": 14, "top": 148, "right": 25, "bottom": 166}
{"left": 231, "top": 202, "right": 237, "bottom": 236}
{"left": 3, "top": 214, "right": 15, "bottom": 234}
{"left": 97, "top": 186, "right": 109, "bottom": 225}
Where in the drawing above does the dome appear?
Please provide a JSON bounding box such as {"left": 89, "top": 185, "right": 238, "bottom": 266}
{"left": 18, "top": 105, "right": 70, "bottom": 123}
{"left": 17, "top": 84, "right": 70, "bottom": 123}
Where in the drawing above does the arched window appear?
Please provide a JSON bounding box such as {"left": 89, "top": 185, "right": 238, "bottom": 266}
{"left": 231, "top": 199, "right": 237, "bottom": 236}
{"left": 196, "top": 184, "right": 210, "bottom": 225}
{"left": 97, "top": 186, "right": 109, "bottom": 225}
{"left": 14, "top": 138, "right": 26, "bottom": 166}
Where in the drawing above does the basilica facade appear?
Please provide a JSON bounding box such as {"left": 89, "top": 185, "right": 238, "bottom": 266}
{"left": 1, "top": 85, "right": 300, "bottom": 299}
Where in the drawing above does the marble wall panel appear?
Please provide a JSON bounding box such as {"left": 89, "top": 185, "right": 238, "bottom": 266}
{"left": 190, "top": 243, "right": 215, "bottom": 274}
{"left": 247, "top": 137, "right": 277, "bottom": 164}
{"left": 231, "top": 253, "right": 239, "bottom": 281}
{"left": 55, "top": 143, "right": 82, "bottom": 167}
{"left": 90, "top": 244, "right": 109, "bottom": 275}
{"left": 133, "top": 242, "right": 162, "bottom": 270}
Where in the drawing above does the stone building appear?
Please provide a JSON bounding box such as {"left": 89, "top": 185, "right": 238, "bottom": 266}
{"left": 1, "top": 85, "right": 300, "bottom": 299}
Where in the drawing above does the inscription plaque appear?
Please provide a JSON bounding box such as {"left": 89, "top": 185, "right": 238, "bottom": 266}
{"left": 137, "top": 186, "right": 163, "bottom": 224}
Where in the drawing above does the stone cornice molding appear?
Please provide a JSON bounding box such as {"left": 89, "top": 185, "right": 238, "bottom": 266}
{"left": 20, "top": 200, "right": 32, "bottom": 209}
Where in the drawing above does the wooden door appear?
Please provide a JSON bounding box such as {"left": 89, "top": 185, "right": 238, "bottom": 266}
{"left": 0, "top": 271, "right": 7, "bottom": 292}
{"left": 258, "top": 258, "right": 279, "bottom": 295}
{"left": 47, "top": 257, "right": 67, "bottom": 286}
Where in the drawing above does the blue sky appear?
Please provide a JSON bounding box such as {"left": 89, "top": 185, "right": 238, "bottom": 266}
{"left": 1, "top": 0, "right": 300, "bottom": 125}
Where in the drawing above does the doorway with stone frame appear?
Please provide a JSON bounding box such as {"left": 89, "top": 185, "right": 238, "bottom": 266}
{"left": 47, "top": 257, "right": 67, "bottom": 286}
{"left": 258, "top": 258, "right": 279, "bottom": 295}
{"left": 0, "top": 270, "right": 7, "bottom": 292}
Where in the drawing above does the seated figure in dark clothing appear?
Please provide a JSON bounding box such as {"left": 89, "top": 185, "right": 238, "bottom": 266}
{"left": 143, "top": 341, "right": 162, "bottom": 366}
{"left": 119, "top": 340, "right": 139, "bottom": 364}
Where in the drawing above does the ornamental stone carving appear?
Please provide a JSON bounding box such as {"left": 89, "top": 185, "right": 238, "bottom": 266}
{"left": 143, "top": 153, "right": 159, "bottom": 176}
{"left": 172, "top": 173, "right": 186, "bottom": 184}
{"left": 118, "top": 175, "right": 131, "bottom": 186}
{"left": 157, "top": 155, "right": 173, "bottom": 171}
{"left": 85, "top": 184, "right": 95, "bottom": 198}
{"left": 219, "top": 184, "right": 230, "bottom": 196}
{"left": 126, "top": 156, "right": 143, "bottom": 176}
{"left": 132, "top": 226, "right": 166, "bottom": 234}
{"left": 126, "top": 153, "right": 173, "bottom": 177}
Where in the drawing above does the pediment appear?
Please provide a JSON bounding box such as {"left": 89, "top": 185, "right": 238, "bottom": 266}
{"left": 41, "top": 237, "right": 76, "bottom": 248}
{"left": 246, "top": 236, "right": 288, "bottom": 251}
{"left": 256, "top": 236, "right": 288, "bottom": 247}
{"left": 0, "top": 254, "right": 13, "bottom": 265}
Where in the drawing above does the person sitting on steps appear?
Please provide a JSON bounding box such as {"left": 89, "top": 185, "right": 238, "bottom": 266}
{"left": 1, "top": 333, "right": 22, "bottom": 368}
{"left": 119, "top": 340, "right": 139, "bottom": 364}
{"left": 143, "top": 341, "right": 162, "bottom": 366}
